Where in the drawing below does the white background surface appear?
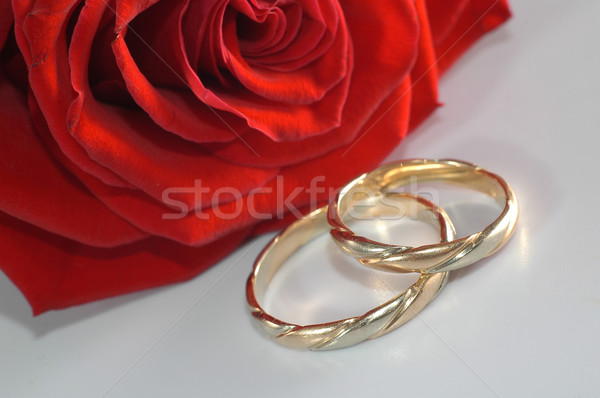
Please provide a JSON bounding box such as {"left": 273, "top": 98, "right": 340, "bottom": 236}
{"left": 2, "top": 1, "right": 600, "bottom": 397}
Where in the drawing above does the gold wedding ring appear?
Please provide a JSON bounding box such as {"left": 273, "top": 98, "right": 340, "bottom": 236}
{"left": 328, "top": 159, "right": 519, "bottom": 274}
{"left": 246, "top": 193, "right": 455, "bottom": 350}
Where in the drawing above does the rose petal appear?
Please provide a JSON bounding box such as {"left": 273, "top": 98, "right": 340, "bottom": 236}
{"left": 0, "top": 0, "right": 12, "bottom": 49}
{"left": 408, "top": 0, "right": 441, "bottom": 131}
{"left": 426, "top": 0, "right": 511, "bottom": 75}
{"left": 13, "top": 0, "right": 133, "bottom": 188}
{"left": 68, "top": 99, "right": 279, "bottom": 211}
{"left": 113, "top": 0, "right": 245, "bottom": 143}
{"left": 0, "top": 210, "right": 249, "bottom": 315}
{"left": 0, "top": 74, "right": 147, "bottom": 247}
{"left": 425, "top": 0, "right": 469, "bottom": 44}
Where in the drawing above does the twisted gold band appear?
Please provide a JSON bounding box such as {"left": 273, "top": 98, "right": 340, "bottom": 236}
{"left": 328, "top": 159, "right": 519, "bottom": 274}
{"left": 246, "top": 193, "right": 454, "bottom": 350}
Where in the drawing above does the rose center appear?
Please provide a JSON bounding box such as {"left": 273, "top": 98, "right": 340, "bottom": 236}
{"left": 233, "top": 2, "right": 301, "bottom": 60}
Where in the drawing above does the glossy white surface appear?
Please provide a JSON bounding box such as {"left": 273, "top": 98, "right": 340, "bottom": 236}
{"left": 2, "top": 1, "right": 599, "bottom": 396}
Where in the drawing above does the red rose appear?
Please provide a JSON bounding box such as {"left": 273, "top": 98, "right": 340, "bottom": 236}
{"left": 0, "top": 0, "right": 510, "bottom": 314}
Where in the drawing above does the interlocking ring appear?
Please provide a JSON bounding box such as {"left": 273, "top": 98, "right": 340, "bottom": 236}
{"left": 246, "top": 193, "right": 454, "bottom": 350}
{"left": 328, "top": 159, "right": 519, "bottom": 274}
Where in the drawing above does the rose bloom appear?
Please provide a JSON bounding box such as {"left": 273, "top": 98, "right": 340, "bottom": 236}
{"left": 0, "top": 0, "right": 510, "bottom": 314}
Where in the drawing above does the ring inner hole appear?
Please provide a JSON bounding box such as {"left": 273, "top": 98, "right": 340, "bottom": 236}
{"left": 262, "top": 232, "right": 420, "bottom": 325}
{"left": 341, "top": 180, "right": 504, "bottom": 241}
{"left": 389, "top": 183, "right": 502, "bottom": 239}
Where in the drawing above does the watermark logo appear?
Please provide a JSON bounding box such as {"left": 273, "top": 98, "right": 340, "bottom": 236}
{"left": 161, "top": 175, "right": 439, "bottom": 221}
